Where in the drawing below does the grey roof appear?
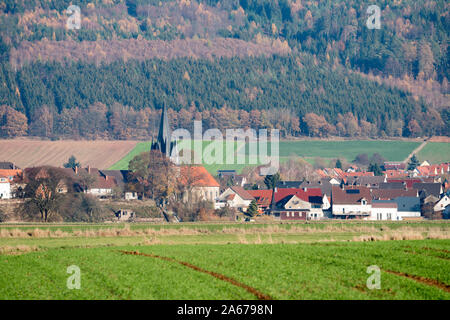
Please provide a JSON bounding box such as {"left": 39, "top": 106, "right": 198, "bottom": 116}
{"left": 0, "top": 162, "right": 17, "bottom": 169}
{"left": 379, "top": 182, "right": 406, "bottom": 190}
{"left": 99, "top": 170, "right": 131, "bottom": 188}
{"left": 276, "top": 181, "right": 303, "bottom": 189}
{"left": 299, "top": 179, "right": 333, "bottom": 196}
{"left": 412, "top": 183, "right": 442, "bottom": 198}
{"left": 347, "top": 176, "right": 386, "bottom": 187}
{"left": 394, "top": 197, "right": 421, "bottom": 212}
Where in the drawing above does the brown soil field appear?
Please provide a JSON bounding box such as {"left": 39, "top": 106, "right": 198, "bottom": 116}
{"left": 428, "top": 136, "right": 450, "bottom": 143}
{"left": 0, "top": 139, "right": 138, "bottom": 169}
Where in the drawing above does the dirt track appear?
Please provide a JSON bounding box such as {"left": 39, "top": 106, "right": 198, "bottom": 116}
{"left": 120, "top": 250, "right": 273, "bottom": 300}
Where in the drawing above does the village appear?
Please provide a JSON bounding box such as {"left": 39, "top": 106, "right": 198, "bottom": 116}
{"left": 0, "top": 152, "right": 448, "bottom": 223}
{"left": 0, "top": 106, "right": 449, "bottom": 223}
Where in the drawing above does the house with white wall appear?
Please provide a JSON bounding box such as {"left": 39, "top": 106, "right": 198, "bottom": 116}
{"left": 370, "top": 200, "right": 398, "bottom": 220}
{"left": 331, "top": 186, "right": 372, "bottom": 219}
{"left": 0, "top": 176, "right": 11, "bottom": 199}
{"left": 216, "top": 186, "right": 254, "bottom": 211}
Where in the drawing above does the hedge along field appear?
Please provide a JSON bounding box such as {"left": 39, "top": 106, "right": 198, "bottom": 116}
{"left": 0, "top": 240, "right": 449, "bottom": 299}
{"left": 417, "top": 142, "right": 450, "bottom": 164}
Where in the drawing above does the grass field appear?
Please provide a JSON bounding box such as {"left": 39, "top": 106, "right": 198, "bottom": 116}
{"left": 417, "top": 142, "right": 450, "bottom": 164}
{"left": 0, "top": 221, "right": 449, "bottom": 300}
{"left": 109, "top": 139, "right": 422, "bottom": 173}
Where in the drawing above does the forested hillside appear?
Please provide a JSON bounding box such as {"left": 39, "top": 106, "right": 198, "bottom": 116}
{"left": 0, "top": 0, "right": 448, "bottom": 139}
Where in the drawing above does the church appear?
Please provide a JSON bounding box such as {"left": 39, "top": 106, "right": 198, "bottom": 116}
{"left": 151, "top": 105, "right": 178, "bottom": 163}
{"left": 151, "top": 105, "right": 220, "bottom": 204}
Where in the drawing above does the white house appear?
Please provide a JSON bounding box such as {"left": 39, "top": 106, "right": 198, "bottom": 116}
{"left": 0, "top": 176, "right": 11, "bottom": 199}
{"left": 331, "top": 186, "right": 372, "bottom": 218}
{"left": 370, "top": 201, "right": 398, "bottom": 221}
{"left": 434, "top": 195, "right": 450, "bottom": 212}
{"left": 394, "top": 197, "right": 421, "bottom": 220}
{"left": 216, "top": 186, "right": 254, "bottom": 211}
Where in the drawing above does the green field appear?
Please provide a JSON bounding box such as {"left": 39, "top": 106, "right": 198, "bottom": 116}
{"left": 1, "top": 222, "right": 449, "bottom": 300}
{"left": 417, "top": 143, "right": 450, "bottom": 164}
{"left": 109, "top": 140, "right": 422, "bottom": 173}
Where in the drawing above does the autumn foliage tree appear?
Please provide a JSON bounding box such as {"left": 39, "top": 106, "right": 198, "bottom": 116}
{"left": 128, "top": 150, "right": 178, "bottom": 206}
{"left": 0, "top": 105, "right": 28, "bottom": 137}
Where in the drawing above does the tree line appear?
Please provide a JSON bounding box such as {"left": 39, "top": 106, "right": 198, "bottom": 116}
{"left": 1, "top": 55, "right": 446, "bottom": 139}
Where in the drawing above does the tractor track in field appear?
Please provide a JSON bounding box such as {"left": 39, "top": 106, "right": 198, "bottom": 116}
{"left": 384, "top": 269, "right": 450, "bottom": 293}
{"left": 119, "top": 250, "right": 273, "bottom": 300}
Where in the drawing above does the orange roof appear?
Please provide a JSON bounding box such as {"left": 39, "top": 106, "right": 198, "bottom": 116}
{"left": 0, "top": 169, "right": 22, "bottom": 181}
{"left": 179, "top": 166, "right": 220, "bottom": 187}
{"left": 247, "top": 189, "right": 273, "bottom": 207}
{"left": 383, "top": 170, "right": 409, "bottom": 178}
{"left": 344, "top": 172, "right": 374, "bottom": 177}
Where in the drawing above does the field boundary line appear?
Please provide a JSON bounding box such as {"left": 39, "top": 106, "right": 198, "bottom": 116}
{"left": 119, "top": 250, "right": 273, "bottom": 300}
{"left": 384, "top": 269, "right": 450, "bottom": 292}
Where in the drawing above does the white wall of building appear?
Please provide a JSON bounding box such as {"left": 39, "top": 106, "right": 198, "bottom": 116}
{"left": 0, "top": 181, "right": 11, "bottom": 199}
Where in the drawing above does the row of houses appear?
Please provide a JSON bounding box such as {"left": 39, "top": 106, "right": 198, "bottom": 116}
{"left": 216, "top": 175, "right": 449, "bottom": 221}
{"left": 0, "top": 161, "right": 222, "bottom": 206}
{"left": 316, "top": 162, "right": 450, "bottom": 180}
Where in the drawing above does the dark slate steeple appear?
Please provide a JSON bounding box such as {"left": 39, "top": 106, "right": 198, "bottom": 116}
{"left": 151, "top": 104, "right": 176, "bottom": 159}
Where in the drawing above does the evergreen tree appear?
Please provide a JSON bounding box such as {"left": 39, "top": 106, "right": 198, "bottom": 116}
{"left": 264, "top": 172, "right": 281, "bottom": 189}
{"left": 368, "top": 163, "right": 383, "bottom": 176}
{"left": 408, "top": 154, "right": 420, "bottom": 171}
{"left": 63, "top": 155, "right": 80, "bottom": 170}
{"left": 247, "top": 200, "right": 259, "bottom": 217}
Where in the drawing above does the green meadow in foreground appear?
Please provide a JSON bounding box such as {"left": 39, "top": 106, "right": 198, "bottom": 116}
{"left": 0, "top": 240, "right": 448, "bottom": 300}
{"left": 0, "top": 222, "right": 449, "bottom": 300}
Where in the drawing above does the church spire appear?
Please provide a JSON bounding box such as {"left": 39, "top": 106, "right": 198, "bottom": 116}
{"left": 158, "top": 104, "right": 171, "bottom": 156}
{"left": 152, "top": 104, "right": 176, "bottom": 160}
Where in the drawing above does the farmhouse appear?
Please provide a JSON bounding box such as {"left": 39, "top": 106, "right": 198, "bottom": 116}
{"left": 0, "top": 176, "right": 11, "bottom": 199}
{"left": 271, "top": 187, "right": 323, "bottom": 220}
{"left": 434, "top": 195, "right": 450, "bottom": 212}
{"left": 217, "top": 186, "right": 254, "bottom": 211}
{"left": 331, "top": 186, "right": 372, "bottom": 219}
{"left": 247, "top": 189, "right": 273, "bottom": 213}
{"left": 68, "top": 166, "right": 118, "bottom": 196}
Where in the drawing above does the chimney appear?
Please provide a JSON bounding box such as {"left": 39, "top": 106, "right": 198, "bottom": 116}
{"left": 87, "top": 165, "right": 91, "bottom": 174}
{"left": 75, "top": 166, "right": 78, "bottom": 174}
{"left": 105, "top": 175, "right": 108, "bottom": 181}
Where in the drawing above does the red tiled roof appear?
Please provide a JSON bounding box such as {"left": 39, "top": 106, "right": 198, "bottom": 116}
{"left": 383, "top": 170, "right": 409, "bottom": 178}
{"left": 226, "top": 194, "right": 235, "bottom": 201}
{"left": 247, "top": 190, "right": 273, "bottom": 207}
{"left": 179, "top": 166, "right": 220, "bottom": 187}
{"left": 344, "top": 172, "right": 374, "bottom": 177}
{"left": 0, "top": 169, "right": 22, "bottom": 181}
